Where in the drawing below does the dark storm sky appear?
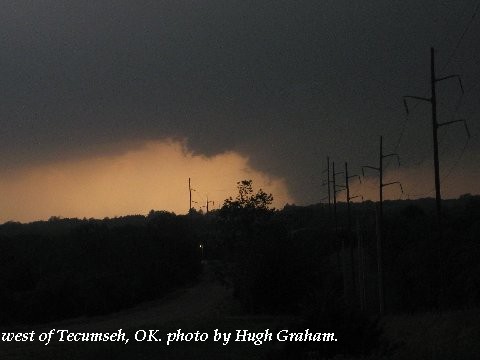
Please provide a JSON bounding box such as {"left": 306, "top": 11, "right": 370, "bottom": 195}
{"left": 1, "top": 0, "right": 479, "bottom": 204}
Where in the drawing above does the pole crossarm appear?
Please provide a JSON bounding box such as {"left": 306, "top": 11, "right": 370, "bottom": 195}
{"left": 437, "top": 119, "right": 470, "bottom": 137}
{"left": 361, "top": 165, "right": 379, "bottom": 177}
{"left": 403, "top": 96, "right": 431, "bottom": 115}
{"left": 403, "top": 95, "right": 431, "bottom": 102}
{"left": 435, "top": 74, "right": 464, "bottom": 93}
{"left": 382, "top": 181, "right": 404, "bottom": 193}
{"left": 383, "top": 153, "right": 401, "bottom": 166}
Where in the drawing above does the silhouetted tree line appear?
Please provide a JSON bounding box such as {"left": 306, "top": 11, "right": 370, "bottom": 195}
{"left": 0, "top": 212, "right": 201, "bottom": 325}
{"left": 208, "top": 184, "right": 480, "bottom": 358}
{"left": 207, "top": 189, "right": 480, "bottom": 316}
{"left": 0, "top": 181, "right": 479, "bottom": 357}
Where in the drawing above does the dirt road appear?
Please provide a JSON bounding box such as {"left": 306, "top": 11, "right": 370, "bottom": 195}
{"left": 0, "top": 263, "right": 230, "bottom": 358}
{"left": 0, "top": 263, "right": 288, "bottom": 359}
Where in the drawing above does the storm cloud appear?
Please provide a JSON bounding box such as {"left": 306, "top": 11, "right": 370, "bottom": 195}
{"left": 0, "top": 0, "right": 479, "bottom": 210}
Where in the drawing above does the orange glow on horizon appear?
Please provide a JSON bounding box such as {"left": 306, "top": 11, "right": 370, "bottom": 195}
{"left": 0, "top": 140, "right": 294, "bottom": 223}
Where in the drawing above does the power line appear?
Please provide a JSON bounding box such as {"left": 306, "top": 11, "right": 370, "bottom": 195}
{"left": 433, "top": 0, "right": 474, "bottom": 54}
{"left": 387, "top": 4, "right": 479, "bottom": 199}
{"left": 440, "top": 1, "right": 480, "bottom": 72}
{"left": 440, "top": 136, "right": 471, "bottom": 182}
{"left": 404, "top": 135, "right": 471, "bottom": 199}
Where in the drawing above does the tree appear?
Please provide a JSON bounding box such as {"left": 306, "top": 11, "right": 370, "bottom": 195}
{"left": 222, "top": 180, "right": 273, "bottom": 211}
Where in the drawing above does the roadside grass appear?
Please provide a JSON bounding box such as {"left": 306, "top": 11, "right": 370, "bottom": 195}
{"left": 333, "top": 308, "right": 480, "bottom": 360}
{"left": 380, "top": 308, "right": 480, "bottom": 360}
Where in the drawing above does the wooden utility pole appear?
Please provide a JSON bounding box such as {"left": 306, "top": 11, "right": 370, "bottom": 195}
{"left": 356, "top": 219, "right": 367, "bottom": 312}
{"left": 332, "top": 161, "right": 348, "bottom": 301}
{"left": 332, "top": 161, "right": 337, "bottom": 233}
{"left": 327, "top": 156, "right": 331, "bottom": 219}
{"left": 345, "top": 162, "right": 361, "bottom": 304}
{"left": 332, "top": 161, "right": 345, "bottom": 236}
{"left": 189, "top": 178, "right": 192, "bottom": 212}
{"left": 430, "top": 47, "right": 441, "bottom": 222}
{"left": 345, "top": 162, "right": 361, "bottom": 238}
{"left": 206, "top": 196, "right": 214, "bottom": 213}
{"left": 404, "top": 47, "right": 468, "bottom": 225}
{"left": 322, "top": 156, "right": 332, "bottom": 220}
{"left": 362, "top": 136, "right": 402, "bottom": 315}
{"left": 404, "top": 48, "right": 470, "bottom": 308}
{"left": 188, "top": 178, "right": 196, "bottom": 213}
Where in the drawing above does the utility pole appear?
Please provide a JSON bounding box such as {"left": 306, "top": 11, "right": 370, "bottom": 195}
{"left": 189, "top": 178, "right": 192, "bottom": 212}
{"left": 431, "top": 47, "right": 440, "bottom": 222}
{"left": 332, "top": 161, "right": 348, "bottom": 302}
{"left": 188, "top": 178, "right": 196, "bottom": 213}
{"left": 356, "top": 219, "right": 367, "bottom": 312}
{"left": 332, "top": 161, "right": 345, "bottom": 236}
{"left": 327, "top": 156, "right": 331, "bottom": 219}
{"left": 206, "top": 196, "right": 214, "bottom": 213}
{"left": 345, "top": 162, "right": 362, "bottom": 237}
{"left": 321, "top": 156, "right": 332, "bottom": 220}
{"left": 404, "top": 48, "right": 470, "bottom": 309}
{"left": 404, "top": 47, "right": 468, "bottom": 225}
{"left": 332, "top": 161, "right": 337, "bottom": 233}
{"left": 362, "top": 136, "right": 402, "bottom": 315}
{"left": 345, "top": 162, "right": 362, "bottom": 305}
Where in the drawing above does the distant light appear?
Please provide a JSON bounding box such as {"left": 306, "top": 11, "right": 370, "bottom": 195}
{"left": 199, "top": 245, "right": 203, "bottom": 248}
